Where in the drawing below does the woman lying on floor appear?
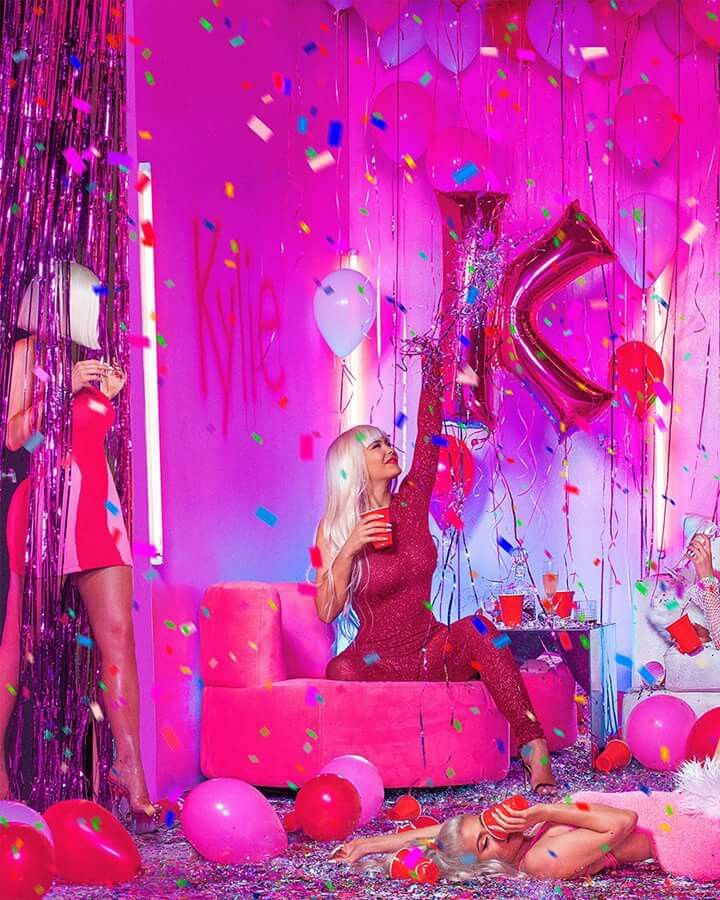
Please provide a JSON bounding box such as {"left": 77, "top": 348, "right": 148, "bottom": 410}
{"left": 332, "top": 788, "right": 720, "bottom": 882}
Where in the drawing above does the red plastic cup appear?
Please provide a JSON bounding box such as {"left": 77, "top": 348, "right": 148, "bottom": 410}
{"left": 666, "top": 613, "right": 703, "bottom": 654}
{"left": 480, "top": 794, "right": 530, "bottom": 841}
{"left": 360, "top": 506, "right": 392, "bottom": 549}
{"left": 499, "top": 594, "right": 523, "bottom": 627}
{"left": 594, "top": 739, "right": 632, "bottom": 773}
{"left": 554, "top": 590, "right": 574, "bottom": 618}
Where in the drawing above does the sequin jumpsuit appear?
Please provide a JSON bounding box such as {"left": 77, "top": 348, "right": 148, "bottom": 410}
{"left": 326, "top": 355, "right": 544, "bottom": 747}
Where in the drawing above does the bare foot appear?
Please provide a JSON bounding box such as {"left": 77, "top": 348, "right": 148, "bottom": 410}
{"left": 521, "top": 738, "right": 557, "bottom": 795}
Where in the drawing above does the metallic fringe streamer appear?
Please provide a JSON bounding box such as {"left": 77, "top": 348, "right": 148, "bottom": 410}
{"left": 0, "top": 0, "right": 130, "bottom": 810}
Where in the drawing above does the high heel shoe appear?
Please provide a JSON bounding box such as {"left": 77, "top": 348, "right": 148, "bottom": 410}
{"left": 521, "top": 759, "right": 557, "bottom": 795}
{"left": 108, "top": 770, "right": 162, "bottom": 835}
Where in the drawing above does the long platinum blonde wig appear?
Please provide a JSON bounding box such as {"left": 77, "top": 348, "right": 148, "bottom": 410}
{"left": 318, "top": 424, "right": 391, "bottom": 644}
{"left": 359, "top": 816, "right": 521, "bottom": 883}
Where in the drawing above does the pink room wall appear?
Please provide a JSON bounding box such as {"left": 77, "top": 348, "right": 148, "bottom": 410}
{"left": 127, "top": 0, "right": 720, "bottom": 796}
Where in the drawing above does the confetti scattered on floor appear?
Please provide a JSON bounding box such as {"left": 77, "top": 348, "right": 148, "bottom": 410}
{"left": 47, "top": 739, "right": 719, "bottom": 897}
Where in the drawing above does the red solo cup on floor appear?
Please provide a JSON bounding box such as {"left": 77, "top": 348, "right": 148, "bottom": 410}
{"left": 413, "top": 815, "right": 439, "bottom": 828}
{"left": 594, "top": 739, "right": 632, "bottom": 773}
{"left": 666, "top": 613, "right": 703, "bottom": 654}
{"left": 480, "top": 794, "right": 530, "bottom": 841}
{"left": 554, "top": 590, "right": 574, "bottom": 618}
{"left": 360, "top": 506, "right": 392, "bottom": 549}
{"left": 387, "top": 794, "right": 421, "bottom": 821}
{"left": 499, "top": 594, "right": 523, "bottom": 627}
{"left": 389, "top": 848, "right": 412, "bottom": 879}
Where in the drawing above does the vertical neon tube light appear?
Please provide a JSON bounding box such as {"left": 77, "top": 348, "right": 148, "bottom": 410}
{"left": 137, "top": 162, "right": 163, "bottom": 565}
{"left": 652, "top": 269, "right": 670, "bottom": 560}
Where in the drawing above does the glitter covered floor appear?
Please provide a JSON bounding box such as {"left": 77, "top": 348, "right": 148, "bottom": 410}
{"left": 48, "top": 741, "right": 718, "bottom": 899}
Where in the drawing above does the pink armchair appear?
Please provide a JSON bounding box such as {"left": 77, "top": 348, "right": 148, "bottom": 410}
{"left": 200, "top": 582, "right": 577, "bottom": 788}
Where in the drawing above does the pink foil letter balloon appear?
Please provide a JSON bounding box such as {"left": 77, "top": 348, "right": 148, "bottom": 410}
{"left": 437, "top": 191, "right": 508, "bottom": 430}
{"left": 497, "top": 202, "right": 615, "bottom": 436}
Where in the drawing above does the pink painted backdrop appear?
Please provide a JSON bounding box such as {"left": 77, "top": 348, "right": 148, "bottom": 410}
{"left": 128, "top": 0, "right": 720, "bottom": 795}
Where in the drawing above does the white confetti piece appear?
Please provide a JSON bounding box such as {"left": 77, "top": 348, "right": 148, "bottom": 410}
{"left": 681, "top": 220, "right": 706, "bottom": 246}
{"left": 580, "top": 46, "right": 609, "bottom": 61}
{"left": 90, "top": 701, "right": 104, "bottom": 722}
{"left": 479, "top": 46, "right": 499, "bottom": 57}
{"left": 307, "top": 150, "right": 335, "bottom": 172}
{"left": 247, "top": 114, "right": 273, "bottom": 142}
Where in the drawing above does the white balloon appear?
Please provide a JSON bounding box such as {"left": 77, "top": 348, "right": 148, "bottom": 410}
{"left": 19, "top": 262, "right": 102, "bottom": 349}
{"left": 313, "top": 268, "right": 375, "bottom": 358}
{"left": 424, "top": 3, "right": 482, "bottom": 74}
{"left": 378, "top": 3, "right": 427, "bottom": 68}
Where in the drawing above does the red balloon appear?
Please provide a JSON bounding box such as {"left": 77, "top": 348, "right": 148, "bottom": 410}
{"left": 615, "top": 84, "right": 678, "bottom": 170}
{"left": 434, "top": 436, "right": 475, "bottom": 498}
{"left": 485, "top": 0, "right": 531, "bottom": 61}
{"left": 437, "top": 191, "right": 507, "bottom": 430}
{"left": 283, "top": 810, "right": 302, "bottom": 832}
{"left": 683, "top": 0, "right": 720, "bottom": 47}
{"left": 414, "top": 856, "right": 441, "bottom": 883}
{"left": 685, "top": 707, "right": 720, "bottom": 762}
{"left": 295, "top": 774, "right": 361, "bottom": 841}
{"left": 613, "top": 341, "right": 664, "bottom": 418}
{"left": 0, "top": 824, "right": 55, "bottom": 900}
{"left": 497, "top": 201, "right": 615, "bottom": 436}
{"left": 44, "top": 800, "right": 141, "bottom": 885}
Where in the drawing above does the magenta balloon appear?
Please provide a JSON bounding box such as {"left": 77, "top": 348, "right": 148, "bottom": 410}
{"left": 497, "top": 201, "right": 615, "bottom": 435}
{"left": 653, "top": 0, "right": 696, "bottom": 54}
{"left": 626, "top": 694, "right": 696, "bottom": 771}
{"left": 683, "top": 0, "right": 720, "bottom": 45}
{"left": 527, "top": 0, "right": 593, "bottom": 78}
{"left": 425, "top": 128, "right": 489, "bottom": 191}
{"left": 371, "top": 81, "right": 434, "bottom": 163}
{"left": 587, "top": 6, "right": 634, "bottom": 80}
{"left": 424, "top": 3, "right": 482, "bottom": 73}
{"left": 0, "top": 801, "right": 53, "bottom": 846}
{"left": 318, "top": 755, "right": 385, "bottom": 826}
{"left": 615, "top": 84, "right": 678, "bottom": 169}
{"left": 615, "top": 193, "right": 678, "bottom": 288}
{"left": 617, "top": 0, "right": 659, "bottom": 13}
{"left": 354, "top": 0, "right": 409, "bottom": 33}
{"left": 182, "top": 778, "right": 287, "bottom": 864}
{"left": 378, "top": 4, "right": 427, "bottom": 68}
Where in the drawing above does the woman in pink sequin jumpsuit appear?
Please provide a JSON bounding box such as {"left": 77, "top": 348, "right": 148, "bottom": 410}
{"left": 315, "top": 352, "right": 556, "bottom": 791}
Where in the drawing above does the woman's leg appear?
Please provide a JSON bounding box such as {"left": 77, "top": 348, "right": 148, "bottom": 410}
{"left": 441, "top": 615, "right": 556, "bottom": 792}
{"left": 0, "top": 572, "right": 21, "bottom": 799}
{"left": 74, "top": 565, "right": 153, "bottom": 814}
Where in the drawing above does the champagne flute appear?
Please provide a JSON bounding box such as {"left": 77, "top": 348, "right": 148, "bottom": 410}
{"left": 542, "top": 558, "right": 559, "bottom": 622}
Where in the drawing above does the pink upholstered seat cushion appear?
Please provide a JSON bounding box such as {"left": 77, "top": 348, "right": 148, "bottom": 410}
{"left": 201, "top": 678, "right": 510, "bottom": 788}
{"left": 274, "top": 582, "right": 334, "bottom": 679}
{"left": 512, "top": 660, "right": 578, "bottom": 753}
{"left": 200, "top": 583, "right": 286, "bottom": 687}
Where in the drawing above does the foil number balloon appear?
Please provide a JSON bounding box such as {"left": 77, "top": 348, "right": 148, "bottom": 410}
{"left": 439, "top": 194, "right": 615, "bottom": 436}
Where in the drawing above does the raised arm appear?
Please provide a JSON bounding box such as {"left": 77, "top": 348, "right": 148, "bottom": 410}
{"left": 398, "top": 350, "right": 444, "bottom": 501}
{"left": 6, "top": 337, "right": 41, "bottom": 452}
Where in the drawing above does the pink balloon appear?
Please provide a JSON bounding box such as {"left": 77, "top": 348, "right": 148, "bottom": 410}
{"left": 615, "top": 193, "right": 679, "bottom": 288}
{"left": 318, "top": 755, "right": 384, "bottom": 826}
{"left": 626, "top": 694, "right": 696, "bottom": 771}
{"left": 527, "top": 0, "right": 593, "bottom": 78}
{"left": 425, "top": 128, "right": 490, "bottom": 191}
{"left": 653, "top": 0, "right": 696, "bottom": 55}
{"left": 354, "top": 0, "right": 409, "bottom": 33}
{"left": 615, "top": 84, "right": 678, "bottom": 169}
{"left": 423, "top": 3, "right": 483, "bottom": 73}
{"left": 0, "top": 801, "right": 53, "bottom": 846}
{"left": 683, "top": 0, "right": 720, "bottom": 46}
{"left": 182, "top": 778, "right": 287, "bottom": 864}
{"left": 371, "top": 81, "right": 434, "bottom": 163}
{"left": 587, "top": 6, "right": 635, "bottom": 80}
